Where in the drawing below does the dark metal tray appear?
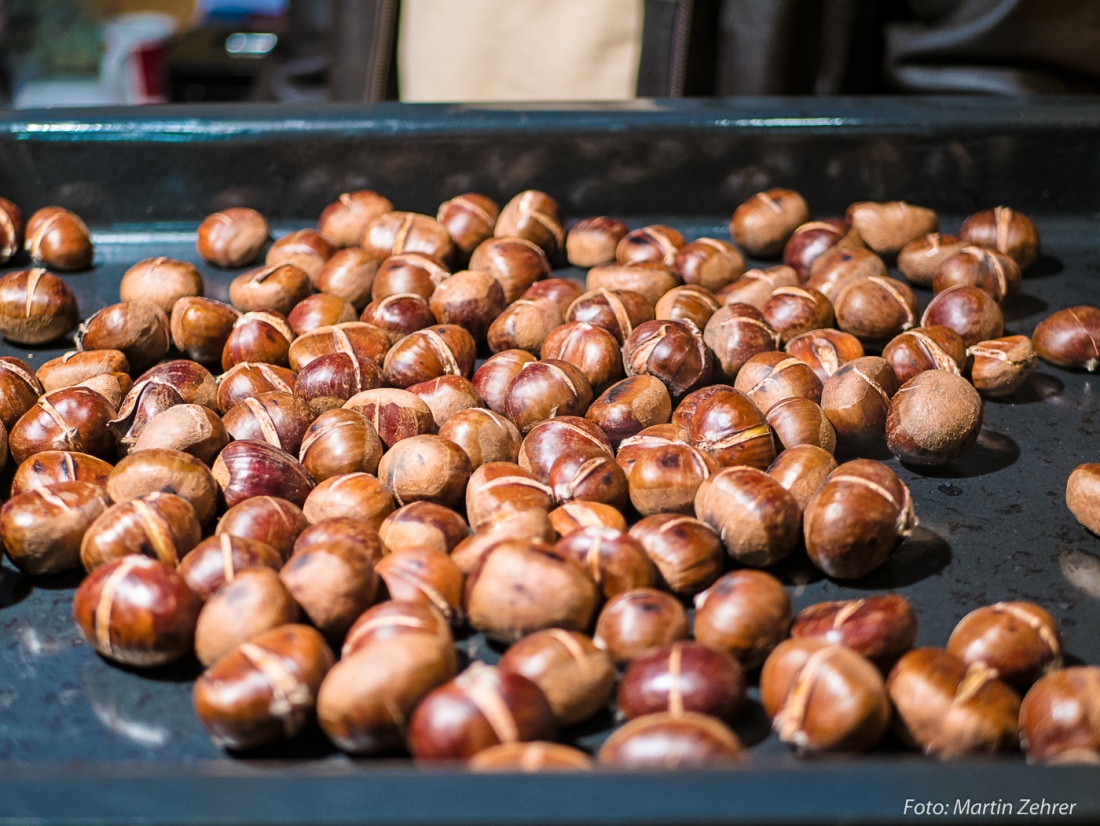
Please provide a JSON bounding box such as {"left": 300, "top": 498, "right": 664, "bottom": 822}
{"left": 1, "top": 98, "right": 1099, "bottom": 825}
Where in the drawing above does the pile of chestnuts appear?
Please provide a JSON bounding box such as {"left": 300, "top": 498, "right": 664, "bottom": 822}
{"left": 0, "top": 185, "right": 1097, "bottom": 770}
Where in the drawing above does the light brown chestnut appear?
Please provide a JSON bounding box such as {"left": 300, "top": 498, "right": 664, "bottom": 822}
{"left": 674, "top": 237, "right": 745, "bottom": 292}
{"left": 437, "top": 193, "right": 500, "bottom": 258}
{"left": 623, "top": 441, "right": 717, "bottom": 517}
{"left": 487, "top": 297, "right": 563, "bottom": 355}
{"left": 694, "top": 466, "right": 800, "bottom": 567}
{"left": 0, "top": 196, "right": 23, "bottom": 265}
{"left": 194, "top": 567, "right": 300, "bottom": 667}
{"left": 469, "top": 236, "right": 552, "bottom": 304}
{"left": 107, "top": 448, "right": 219, "bottom": 524}
{"left": 196, "top": 207, "right": 269, "bottom": 267}
{"left": 958, "top": 206, "right": 1040, "bottom": 269}
{"left": 361, "top": 211, "right": 454, "bottom": 265}
{"left": 228, "top": 263, "right": 312, "bottom": 317}
{"left": 541, "top": 321, "right": 623, "bottom": 393}
{"left": 318, "top": 191, "right": 393, "bottom": 248}
{"left": 298, "top": 408, "right": 383, "bottom": 481}
{"left": 730, "top": 188, "right": 810, "bottom": 258}
{"left": 301, "top": 472, "right": 394, "bottom": 530}
{"left": 1019, "top": 667, "right": 1100, "bottom": 764}
{"left": 437, "top": 408, "right": 522, "bottom": 469}
{"left": 566, "top": 288, "right": 654, "bottom": 343}
{"left": 765, "top": 445, "right": 837, "bottom": 511}
{"left": 120, "top": 257, "right": 203, "bottom": 316}
{"left": 654, "top": 284, "right": 721, "bottom": 331}
{"left": 717, "top": 265, "right": 798, "bottom": 309}
{"left": 170, "top": 296, "right": 241, "bottom": 364}
{"left": 947, "top": 602, "right": 1062, "bottom": 689}
{"left": 597, "top": 712, "right": 743, "bottom": 768}
{"left": 628, "top": 514, "right": 723, "bottom": 596}
{"left": 0, "top": 357, "right": 44, "bottom": 429}
{"left": 265, "top": 228, "right": 334, "bottom": 280}
{"left": 408, "top": 375, "right": 482, "bottom": 427}
{"left": 314, "top": 248, "right": 381, "bottom": 310}
{"left": 585, "top": 375, "right": 671, "bottom": 448}
{"left": 593, "top": 588, "right": 689, "bottom": 664}
{"left": 967, "top": 335, "right": 1037, "bottom": 396}
{"left": 428, "top": 269, "right": 506, "bottom": 342}
{"left": 554, "top": 526, "right": 654, "bottom": 599}
{"left": 518, "top": 416, "right": 612, "bottom": 482}
{"left": 216, "top": 363, "right": 296, "bottom": 414}
{"left": 293, "top": 517, "right": 384, "bottom": 565}
{"left": 845, "top": 200, "right": 938, "bottom": 257}
{"left": 885, "top": 370, "right": 983, "bottom": 466}
{"left": 25, "top": 206, "right": 93, "bottom": 270}
{"left": 1067, "top": 462, "right": 1100, "bottom": 535}
{"left": 287, "top": 293, "right": 357, "bottom": 335}
{"left": 469, "top": 742, "right": 592, "bottom": 771}
{"left": 805, "top": 246, "right": 887, "bottom": 304}
{"left": 616, "top": 225, "right": 684, "bottom": 267}
{"left": 10, "top": 450, "right": 112, "bottom": 497}
{"left": 376, "top": 434, "right": 472, "bottom": 509}
{"left": 342, "top": 599, "right": 452, "bottom": 658}
{"left": 833, "top": 276, "right": 918, "bottom": 343}
{"left": 471, "top": 350, "right": 537, "bottom": 414}
{"left": 36, "top": 350, "right": 128, "bottom": 393}
{"left": 504, "top": 359, "right": 593, "bottom": 434}
{"left": 687, "top": 387, "right": 775, "bottom": 470}
{"left": 897, "top": 233, "right": 967, "bottom": 287}
{"left": 520, "top": 278, "right": 586, "bottom": 316}
{"left": 378, "top": 502, "right": 468, "bottom": 556}
{"left": 703, "top": 304, "right": 780, "bottom": 381}
{"left": 288, "top": 321, "right": 391, "bottom": 372}
{"left": 761, "top": 286, "right": 834, "bottom": 344}
{"left": 464, "top": 462, "right": 554, "bottom": 533}
{"left": 586, "top": 262, "right": 680, "bottom": 306}
{"left": 761, "top": 638, "right": 891, "bottom": 753}
{"left": 733, "top": 351, "right": 822, "bottom": 414}
{"left": 79, "top": 299, "right": 170, "bottom": 374}
{"left": 819, "top": 356, "right": 899, "bottom": 448}
{"left": 382, "top": 324, "right": 476, "bottom": 388}
{"left": 359, "top": 293, "right": 435, "bottom": 343}
{"left": 280, "top": 538, "right": 378, "bottom": 640}
{"left": 565, "top": 217, "right": 628, "bottom": 268}
{"left": 494, "top": 189, "right": 564, "bottom": 257}
{"left": 376, "top": 547, "right": 465, "bottom": 625}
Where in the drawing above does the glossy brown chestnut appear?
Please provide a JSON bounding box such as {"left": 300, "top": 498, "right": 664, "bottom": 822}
{"left": 1067, "top": 462, "right": 1100, "bottom": 535}
{"left": 25, "top": 206, "right": 93, "bottom": 270}
{"left": 280, "top": 538, "right": 378, "bottom": 640}
{"left": 628, "top": 514, "right": 723, "bottom": 596}
{"left": 465, "top": 540, "right": 598, "bottom": 643}
{"left": 464, "top": 462, "right": 554, "bottom": 533}
{"left": 674, "top": 237, "right": 745, "bottom": 292}
{"left": 10, "top": 450, "right": 112, "bottom": 497}
{"left": 10, "top": 387, "right": 116, "bottom": 464}
{"left": 730, "top": 188, "right": 809, "bottom": 258}
{"left": 120, "top": 257, "right": 203, "bottom": 316}
{"left": 623, "top": 441, "right": 717, "bottom": 517}
{"left": 288, "top": 321, "right": 390, "bottom": 372}
{"left": 548, "top": 450, "right": 629, "bottom": 510}
{"left": 469, "top": 236, "right": 552, "bottom": 304}
{"left": 382, "top": 324, "right": 476, "bottom": 388}
{"left": 470, "top": 350, "right": 536, "bottom": 414}
{"left": 228, "top": 263, "right": 312, "bottom": 318}
{"left": 566, "top": 217, "right": 629, "bottom": 268}
{"left": 0, "top": 197, "right": 23, "bottom": 265}
{"left": 921, "top": 284, "right": 1004, "bottom": 347}
{"left": 211, "top": 440, "right": 315, "bottom": 509}
{"left": 286, "top": 293, "right": 357, "bottom": 336}
{"left": 196, "top": 207, "right": 269, "bottom": 267}
{"left": 833, "top": 276, "right": 918, "bottom": 343}
{"left": 192, "top": 624, "right": 334, "bottom": 750}
{"left": 487, "top": 297, "right": 563, "bottom": 355}
{"left": 1018, "top": 667, "right": 1100, "bottom": 764}
{"left": 887, "top": 647, "right": 1021, "bottom": 758}
{"left": 881, "top": 325, "right": 967, "bottom": 384}
{"left": 694, "top": 570, "right": 791, "bottom": 668}
{"left": 765, "top": 397, "right": 836, "bottom": 452}
{"left": 623, "top": 319, "right": 712, "bottom": 399}
{"left": 517, "top": 416, "right": 613, "bottom": 482}
{"left": 782, "top": 218, "right": 854, "bottom": 280}
{"left": 342, "top": 600, "right": 453, "bottom": 658}
{"left": 450, "top": 514, "right": 556, "bottom": 575}
{"left": 504, "top": 359, "right": 593, "bottom": 434}
{"left": 761, "top": 286, "right": 834, "bottom": 344}
{"left": 947, "top": 602, "right": 1062, "bottom": 689}
{"left": 0, "top": 357, "right": 44, "bottom": 429}
{"left": 108, "top": 381, "right": 182, "bottom": 454}
{"left": 718, "top": 265, "right": 799, "bottom": 309}
{"left": 765, "top": 445, "right": 837, "bottom": 511}
{"left": 73, "top": 555, "right": 201, "bottom": 667}
{"left": 687, "top": 387, "right": 775, "bottom": 470}
{"left": 362, "top": 210, "right": 454, "bottom": 264}
{"left": 616, "top": 225, "right": 684, "bottom": 267}
{"left": 520, "top": 278, "right": 585, "bottom": 316}
{"left": 566, "top": 288, "right": 654, "bottom": 343}
{"left": 761, "top": 638, "right": 891, "bottom": 753}
{"left": 548, "top": 501, "right": 626, "bottom": 536}
{"left": 318, "top": 631, "right": 457, "bottom": 754}
{"left": 377, "top": 434, "right": 472, "bottom": 509}
{"left": 597, "top": 712, "right": 743, "bottom": 767}
{"left": 791, "top": 593, "right": 918, "bottom": 672}
{"left": 437, "top": 193, "right": 499, "bottom": 258}
{"left": 301, "top": 472, "right": 394, "bottom": 530}
{"left": 343, "top": 388, "right": 436, "bottom": 447}
{"left": 1032, "top": 305, "right": 1100, "bottom": 371}
{"left": 376, "top": 547, "right": 464, "bottom": 624}
{"left": 437, "top": 408, "right": 522, "bottom": 469}
{"left": 498, "top": 630, "right": 615, "bottom": 727}
{"left": 0, "top": 481, "right": 112, "bottom": 575}
{"left": 593, "top": 588, "right": 689, "bottom": 664}
{"left": 733, "top": 351, "right": 823, "bottom": 414}
{"left": 703, "top": 304, "right": 780, "bottom": 381}
{"left": 654, "top": 285, "right": 721, "bottom": 331}
{"left": 619, "top": 642, "right": 745, "bottom": 721}
{"left": 819, "top": 356, "right": 899, "bottom": 448}
{"left": 80, "top": 491, "right": 201, "bottom": 571}
{"left": 494, "top": 189, "right": 564, "bottom": 257}
{"left": 315, "top": 248, "right": 381, "bottom": 310}
{"left": 958, "top": 206, "right": 1040, "bottom": 269}
{"left": 845, "top": 200, "right": 937, "bottom": 257}
{"left": 222, "top": 391, "right": 314, "bottom": 456}
{"left": 407, "top": 662, "right": 557, "bottom": 761}
{"left": 216, "top": 363, "right": 296, "bottom": 414}
{"left": 897, "top": 233, "right": 967, "bottom": 287}
{"left": 297, "top": 408, "right": 383, "bottom": 482}
{"left": 378, "top": 502, "right": 468, "bottom": 556}
{"left": 428, "top": 269, "right": 507, "bottom": 342}
{"left": 0, "top": 269, "right": 79, "bottom": 345}
{"left": 107, "top": 447, "right": 218, "bottom": 523}
{"left": 695, "top": 466, "right": 800, "bottom": 567}
{"left": 932, "top": 246, "right": 1021, "bottom": 302}
{"left": 36, "top": 350, "right": 127, "bottom": 394}
{"left": 194, "top": 567, "right": 300, "bottom": 667}
{"left": 554, "top": 526, "right": 654, "bottom": 599}
{"left": 804, "top": 246, "right": 886, "bottom": 303}
{"left": 293, "top": 352, "right": 383, "bottom": 415}
{"left": 585, "top": 262, "right": 680, "bottom": 306}
{"left": 79, "top": 299, "right": 170, "bottom": 374}
{"left": 583, "top": 375, "right": 670, "bottom": 449}
{"left": 214, "top": 495, "right": 309, "bottom": 560}
{"left": 177, "top": 533, "right": 285, "bottom": 600}
{"left": 265, "top": 229, "right": 334, "bottom": 280}
{"left": 803, "top": 459, "right": 916, "bottom": 579}
{"left": 360, "top": 293, "right": 436, "bottom": 343}
{"left": 541, "top": 321, "right": 623, "bottom": 393}
{"left": 967, "top": 335, "right": 1037, "bottom": 396}
{"left": 885, "top": 370, "right": 983, "bottom": 466}
{"left": 318, "top": 190, "right": 393, "bottom": 248}
{"left": 170, "top": 297, "right": 241, "bottom": 364}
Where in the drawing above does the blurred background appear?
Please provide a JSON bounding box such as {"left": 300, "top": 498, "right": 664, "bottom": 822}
{"left": 1, "top": 0, "right": 1099, "bottom": 108}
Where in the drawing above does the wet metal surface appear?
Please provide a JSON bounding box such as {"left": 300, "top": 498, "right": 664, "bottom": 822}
{"left": 0, "top": 100, "right": 1098, "bottom": 823}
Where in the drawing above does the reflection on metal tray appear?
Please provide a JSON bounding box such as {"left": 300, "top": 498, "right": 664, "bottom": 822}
{"left": 0, "top": 99, "right": 1099, "bottom": 825}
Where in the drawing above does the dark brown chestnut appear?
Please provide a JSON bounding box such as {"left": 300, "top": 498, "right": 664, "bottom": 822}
{"left": 881, "top": 325, "right": 967, "bottom": 384}
{"left": 437, "top": 193, "right": 500, "bottom": 258}
{"left": 504, "top": 360, "right": 593, "bottom": 434}
{"left": 0, "top": 356, "right": 44, "bottom": 429}
{"left": 518, "top": 416, "right": 612, "bottom": 482}
{"left": 378, "top": 502, "right": 468, "bottom": 556}
{"left": 211, "top": 440, "right": 315, "bottom": 509}
{"left": 520, "top": 278, "right": 586, "bottom": 316}
{"left": 628, "top": 514, "right": 722, "bottom": 596}
{"left": 616, "top": 225, "right": 684, "bottom": 267}
{"left": 687, "top": 387, "right": 775, "bottom": 470}
{"left": 0, "top": 481, "right": 111, "bottom": 575}
{"left": 10, "top": 450, "right": 112, "bottom": 498}
{"left": 80, "top": 491, "right": 201, "bottom": 571}
{"left": 471, "top": 350, "right": 537, "bottom": 415}
{"left": 177, "top": 533, "right": 285, "bottom": 600}
{"left": 622, "top": 441, "right": 717, "bottom": 517}
{"left": 541, "top": 321, "right": 623, "bottom": 393}
{"left": 819, "top": 356, "right": 899, "bottom": 448}
{"left": 428, "top": 269, "right": 506, "bottom": 342}
{"left": 947, "top": 602, "right": 1062, "bottom": 689}
{"left": 694, "top": 466, "right": 800, "bottom": 567}
{"left": 314, "top": 248, "right": 381, "bottom": 310}
{"left": 0, "top": 196, "right": 23, "bottom": 265}
{"left": 782, "top": 218, "right": 855, "bottom": 280}
{"left": 554, "top": 526, "right": 655, "bottom": 599}
{"left": 674, "top": 237, "right": 744, "bottom": 292}
{"left": 703, "top": 304, "right": 781, "bottom": 382}
{"left": 597, "top": 712, "right": 743, "bottom": 767}
{"left": 214, "top": 495, "right": 309, "bottom": 560}
{"left": 216, "top": 363, "right": 296, "bottom": 414}
{"left": 623, "top": 319, "right": 712, "bottom": 399}
{"left": 761, "top": 286, "right": 834, "bottom": 344}
{"left": 288, "top": 321, "right": 390, "bottom": 373}
{"left": 618, "top": 642, "right": 745, "bottom": 722}
{"left": 921, "top": 285, "right": 1004, "bottom": 347}
{"left": 566, "top": 288, "right": 654, "bottom": 343}
{"left": 287, "top": 293, "right": 357, "bottom": 336}
{"left": 382, "top": 324, "right": 476, "bottom": 388}
{"left": 791, "top": 594, "right": 918, "bottom": 672}
{"left": 833, "top": 276, "right": 918, "bottom": 343}
{"left": 298, "top": 408, "right": 383, "bottom": 481}
{"left": 343, "top": 388, "right": 436, "bottom": 448}
{"left": 360, "top": 293, "right": 436, "bottom": 343}
{"left": 1033, "top": 306, "right": 1100, "bottom": 372}
{"left": 932, "top": 246, "right": 1021, "bottom": 302}
{"left": 10, "top": 387, "right": 116, "bottom": 464}
{"left": 585, "top": 375, "right": 671, "bottom": 448}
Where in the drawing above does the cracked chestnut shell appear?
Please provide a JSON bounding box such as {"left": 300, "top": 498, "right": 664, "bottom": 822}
{"left": 619, "top": 642, "right": 745, "bottom": 722}
{"left": 967, "top": 335, "right": 1037, "bottom": 397}
{"left": 504, "top": 359, "right": 593, "bottom": 435}
{"left": 623, "top": 319, "right": 712, "bottom": 399}
{"left": 1032, "top": 305, "right": 1100, "bottom": 372}
{"left": 193, "top": 567, "right": 300, "bottom": 667}
{"left": 593, "top": 587, "right": 689, "bottom": 664}
{"left": 494, "top": 190, "right": 564, "bottom": 257}
{"left": 628, "top": 514, "right": 723, "bottom": 596}
{"left": 74, "top": 555, "right": 201, "bottom": 667}
{"left": 437, "top": 192, "right": 499, "bottom": 259}
{"left": 0, "top": 481, "right": 112, "bottom": 575}
{"left": 687, "top": 388, "right": 775, "bottom": 470}
{"left": 25, "top": 206, "right": 94, "bottom": 271}
{"left": 791, "top": 593, "right": 918, "bottom": 673}
{"left": 762, "top": 638, "right": 891, "bottom": 753}
{"left": 694, "top": 466, "right": 800, "bottom": 567}
{"left": 177, "top": 533, "right": 285, "bottom": 600}
{"left": 819, "top": 356, "right": 899, "bottom": 448}
{"left": 958, "top": 206, "right": 1039, "bottom": 269}
{"left": 947, "top": 602, "right": 1062, "bottom": 689}
{"left": 196, "top": 207, "right": 269, "bottom": 267}
{"left": 80, "top": 491, "right": 202, "bottom": 571}
{"left": 318, "top": 190, "right": 393, "bottom": 247}
{"left": 214, "top": 495, "right": 308, "bottom": 560}
{"left": 10, "top": 387, "right": 116, "bottom": 464}
{"left": 703, "top": 304, "right": 780, "bottom": 381}
{"left": 212, "top": 440, "right": 315, "bottom": 509}
{"left": 193, "top": 624, "right": 334, "bottom": 750}
{"left": 881, "top": 325, "right": 967, "bottom": 385}
{"left": 0, "top": 269, "right": 79, "bottom": 345}
{"left": 554, "top": 526, "right": 655, "bottom": 600}
{"left": 730, "top": 188, "right": 809, "bottom": 258}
